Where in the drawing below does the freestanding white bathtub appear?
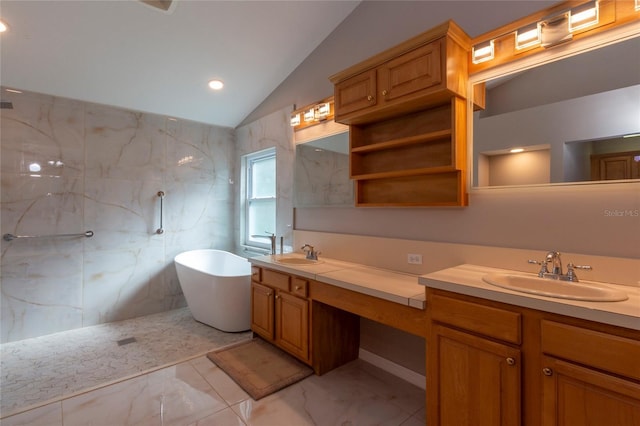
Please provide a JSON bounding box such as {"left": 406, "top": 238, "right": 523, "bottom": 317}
{"left": 174, "top": 249, "right": 251, "bottom": 332}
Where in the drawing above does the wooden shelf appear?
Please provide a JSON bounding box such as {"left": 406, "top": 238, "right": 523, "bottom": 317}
{"left": 351, "top": 165, "right": 457, "bottom": 181}
{"left": 331, "top": 21, "right": 471, "bottom": 207}
{"left": 350, "top": 129, "right": 452, "bottom": 154}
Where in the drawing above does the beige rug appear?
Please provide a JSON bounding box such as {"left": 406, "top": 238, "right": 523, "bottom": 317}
{"left": 206, "top": 338, "right": 313, "bottom": 400}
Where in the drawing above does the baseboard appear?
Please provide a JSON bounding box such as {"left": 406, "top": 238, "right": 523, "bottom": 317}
{"left": 358, "top": 348, "right": 426, "bottom": 390}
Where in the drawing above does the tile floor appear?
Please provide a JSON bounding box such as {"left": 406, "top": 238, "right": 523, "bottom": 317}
{"left": 1, "top": 308, "right": 425, "bottom": 425}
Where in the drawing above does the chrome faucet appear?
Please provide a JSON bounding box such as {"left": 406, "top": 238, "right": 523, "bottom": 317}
{"left": 528, "top": 251, "right": 592, "bottom": 282}
{"left": 252, "top": 233, "right": 276, "bottom": 255}
{"left": 301, "top": 243, "right": 319, "bottom": 260}
{"left": 545, "top": 251, "right": 563, "bottom": 275}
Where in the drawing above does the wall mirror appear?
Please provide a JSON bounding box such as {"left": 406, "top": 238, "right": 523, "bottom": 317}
{"left": 471, "top": 33, "right": 640, "bottom": 188}
{"left": 293, "top": 130, "right": 353, "bottom": 207}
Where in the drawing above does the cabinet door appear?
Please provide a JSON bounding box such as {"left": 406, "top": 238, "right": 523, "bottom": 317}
{"left": 251, "top": 282, "right": 274, "bottom": 340}
{"left": 334, "top": 69, "right": 377, "bottom": 119}
{"left": 428, "top": 324, "right": 521, "bottom": 426}
{"left": 276, "top": 291, "right": 309, "bottom": 363}
{"left": 378, "top": 39, "right": 442, "bottom": 103}
{"left": 541, "top": 356, "right": 640, "bottom": 426}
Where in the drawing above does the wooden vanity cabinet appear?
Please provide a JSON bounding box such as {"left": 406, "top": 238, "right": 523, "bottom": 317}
{"left": 251, "top": 266, "right": 360, "bottom": 375}
{"left": 427, "top": 291, "right": 522, "bottom": 425}
{"left": 251, "top": 267, "right": 310, "bottom": 363}
{"left": 540, "top": 320, "right": 640, "bottom": 425}
{"left": 426, "top": 288, "right": 640, "bottom": 426}
{"left": 330, "top": 20, "right": 471, "bottom": 207}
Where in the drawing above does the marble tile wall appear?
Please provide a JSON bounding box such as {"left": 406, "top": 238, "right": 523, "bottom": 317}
{"left": 234, "top": 106, "right": 295, "bottom": 253}
{"left": 0, "top": 88, "right": 236, "bottom": 343}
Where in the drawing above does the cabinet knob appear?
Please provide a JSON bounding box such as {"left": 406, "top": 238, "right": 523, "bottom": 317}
{"left": 275, "top": 294, "right": 280, "bottom": 299}
{"left": 367, "top": 95, "right": 373, "bottom": 101}
{"left": 382, "top": 89, "right": 388, "bottom": 96}
{"left": 542, "top": 367, "right": 553, "bottom": 376}
{"left": 295, "top": 286, "right": 301, "bottom": 290}
{"left": 506, "top": 357, "right": 516, "bottom": 366}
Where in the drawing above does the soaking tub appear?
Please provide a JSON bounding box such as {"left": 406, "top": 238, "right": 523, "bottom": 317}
{"left": 174, "top": 249, "right": 251, "bottom": 332}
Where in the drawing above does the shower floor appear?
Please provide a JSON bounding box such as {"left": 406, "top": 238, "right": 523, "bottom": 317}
{"left": 0, "top": 307, "right": 252, "bottom": 417}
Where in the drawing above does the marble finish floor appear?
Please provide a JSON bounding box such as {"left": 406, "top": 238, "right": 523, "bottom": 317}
{"left": 0, "top": 310, "right": 425, "bottom": 426}
{"left": 1, "top": 308, "right": 252, "bottom": 417}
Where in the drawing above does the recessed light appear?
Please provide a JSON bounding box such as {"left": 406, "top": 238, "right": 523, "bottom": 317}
{"left": 208, "top": 80, "right": 224, "bottom": 90}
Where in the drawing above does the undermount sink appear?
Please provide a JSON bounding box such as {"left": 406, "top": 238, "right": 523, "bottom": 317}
{"left": 274, "top": 257, "right": 324, "bottom": 266}
{"left": 482, "top": 273, "right": 628, "bottom": 302}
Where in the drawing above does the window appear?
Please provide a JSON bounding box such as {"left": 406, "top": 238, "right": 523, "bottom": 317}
{"left": 243, "top": 148, "right": 276, "bottom": 249}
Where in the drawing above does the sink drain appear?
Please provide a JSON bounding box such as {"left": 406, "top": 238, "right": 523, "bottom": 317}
{"left": 117, "top": 337, "right": 137, "bottom": 346}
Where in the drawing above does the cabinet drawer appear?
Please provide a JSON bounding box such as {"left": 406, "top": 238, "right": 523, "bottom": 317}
{"left": 262, "top": 269, "right": 290, "bottom": 291}
{"left": 291, "top": 277, "right": 308, "bottom": 297}
{"left": 430, "top": 294, "right": 521, "bottom": 344}
{"left": 251, "top": 266, "right": 261, "bottom": 282}
{"left": 541, "top": 320, "right": 640, "bottom": 381}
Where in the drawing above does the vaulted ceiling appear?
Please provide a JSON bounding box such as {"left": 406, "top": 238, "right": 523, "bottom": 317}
{"left": 0, "top": 1, "right": 360, "bottom": 128}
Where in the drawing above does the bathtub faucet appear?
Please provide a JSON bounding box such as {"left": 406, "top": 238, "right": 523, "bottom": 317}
{"left": 252, "top": 233, "right": 276, "bottom": 255}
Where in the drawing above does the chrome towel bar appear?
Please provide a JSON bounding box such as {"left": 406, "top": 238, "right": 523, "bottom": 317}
{"left": 3, "top": 230, "right": 94, "bottom": 242}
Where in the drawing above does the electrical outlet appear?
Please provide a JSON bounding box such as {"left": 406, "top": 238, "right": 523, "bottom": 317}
{"left": 407, "top": 254, "right": 423, "bottom": 265}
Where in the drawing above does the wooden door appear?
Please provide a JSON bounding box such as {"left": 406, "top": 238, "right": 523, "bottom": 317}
{"left": 428, "top": 324, "right": 521, "bottom": 426}
{"left": 378, "top": 39, "right": 442, "bottom": 103}
{"left": 591, "top": 151, "right": 640, "bottom": 180}
{"left": 334, "top": 69, "right": 377, "bottom": 120}
{"left": 251, "top": 282, "right": 274, "bottom": 340}
{"left": 276, "top": 291, "right": 309, "bottom": 363}
{"left": 541, "top": 356, "right": 640, "bottom": 426}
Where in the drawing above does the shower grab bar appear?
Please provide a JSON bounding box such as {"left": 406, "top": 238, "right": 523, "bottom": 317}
{"left": 156, "top": 191, "right": 165, "bottom": 235}
{"left": 3, "top": 230, "right": 94, "bottom": 242}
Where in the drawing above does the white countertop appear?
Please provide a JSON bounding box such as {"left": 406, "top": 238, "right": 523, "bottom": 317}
{"left": 249, "top": 254, "right": 426, "bottom": 310}
{"left": 419, "top": 264, "right": 640, "bottom": 331}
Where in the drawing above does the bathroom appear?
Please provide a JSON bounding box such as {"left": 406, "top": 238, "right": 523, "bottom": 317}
{"left": 1, "top": 0, "right": 639, "bottom": 424}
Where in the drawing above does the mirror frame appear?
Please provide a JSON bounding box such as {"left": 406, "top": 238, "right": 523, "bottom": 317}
{"left": 467, "top": 19, "right": 640, "bottom": 191}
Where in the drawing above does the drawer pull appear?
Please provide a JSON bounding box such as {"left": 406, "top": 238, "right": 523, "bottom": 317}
{"left": 542, "top": 367, "right": 553, "bottom": 376}
{"left": 506, "top": 357, "right": 516, "bottom": 366}
{"left": 382, "top": 89, "right": 388, "bottom": 96}
{"left": 367, "top": 95, "right": 373, "bottom": 101}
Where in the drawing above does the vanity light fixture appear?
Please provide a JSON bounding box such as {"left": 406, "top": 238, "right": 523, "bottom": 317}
{"left": 510, "top": 148, "right": 525, "bottom": 153}
{"left": 515, "top": 23, "right": 541, "bottom": 50}
{"left": 569, "top": 1, "right": 599, "bottom": 32}
{"left": 315, "top": 102, "right": 331, "bottom": 120}
{"left": 303, "top": 108, "right": 315, "bottom": 123}
{"left": 472, "top": 40, "right": 495, "bottom": 64}
{"left": 623, "top": 133, "right": 640, "bottom": 138}
{"left": 5, "top": 88, "right": 22, "bottom": 94}
{"left": 290, "top": 113, "right": 301, "bottom": 127}
{"left": 207, "top": 79, "right": 224, "bottom": 90}
{"left": 0, "top": 19, "right": 8, "bottom": 33}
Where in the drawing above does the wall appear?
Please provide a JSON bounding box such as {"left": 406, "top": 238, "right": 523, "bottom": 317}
{"left": 0, "top": 88, "right": 235, "bottom": 343}
{"left": 234, "top": 106, "right": 295, "bottom": 255}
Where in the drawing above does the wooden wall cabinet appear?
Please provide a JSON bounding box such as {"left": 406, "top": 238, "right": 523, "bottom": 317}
{"left": 251, "top": 266, "right": 360, "bottom": 375}
{"left": 330, "top": 20, "right": 471, "bottom": 207}
{"left": 426, "top": 289, "right": 640, "bottom": 425}
{"left": 331, "top": 21, "right": 469, "bottom": 125}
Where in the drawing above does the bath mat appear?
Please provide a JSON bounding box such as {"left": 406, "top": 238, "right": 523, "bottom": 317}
{"left": 206, "top": 338, "right": 313, "bottom": 400}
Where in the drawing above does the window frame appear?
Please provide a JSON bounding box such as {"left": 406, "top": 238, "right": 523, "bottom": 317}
{"left": 242, "top": 147, "right": 276, "bottom": 251}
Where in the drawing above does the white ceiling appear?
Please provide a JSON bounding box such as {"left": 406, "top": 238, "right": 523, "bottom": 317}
{"left": 0, "top": 0, "right": 360, "bottom": 128}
